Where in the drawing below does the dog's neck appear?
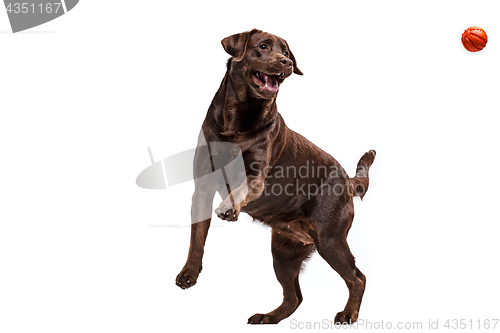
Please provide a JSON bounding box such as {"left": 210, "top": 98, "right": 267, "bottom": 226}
{"left": 215, "top": 68, "right": 278, "bottom": 138}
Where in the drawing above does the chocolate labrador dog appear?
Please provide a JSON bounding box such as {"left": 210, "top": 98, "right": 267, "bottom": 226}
{"left": 175, "top": 29, "right": 376, "bottom": 324}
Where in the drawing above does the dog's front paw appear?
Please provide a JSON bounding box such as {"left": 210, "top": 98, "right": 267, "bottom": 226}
{"left": 215, "top": 201, "right": 240, "bottom": 221}
{"left": 248, "top": 313, "right": 279, "bottom": 324}
{"left": 334, "top": 310, "right": 358, "bottom": 324}
{"left": 175, "top": 265, "right": 201, "bottom": 290}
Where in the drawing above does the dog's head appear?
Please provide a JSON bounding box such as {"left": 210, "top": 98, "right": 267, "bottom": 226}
{"left": 222, "top": 29, "right": 303, "bottom": 100}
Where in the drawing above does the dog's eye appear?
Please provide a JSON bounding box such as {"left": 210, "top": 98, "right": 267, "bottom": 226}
{"left": 284, "top": 51, "right": 289, "bottom": 57}
{"left": 259, "top": 44, "right": 267, "bottom": 50}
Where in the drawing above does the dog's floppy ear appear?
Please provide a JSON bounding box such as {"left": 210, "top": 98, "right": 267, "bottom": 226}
{"left": 284, "top": 40, "right": 303, "bottom": 75}
{"left": 221, "top": 29, "right": 260, "bottom": 61}
{"left": 290, "top": 50, "right": 303, "bottom": 75}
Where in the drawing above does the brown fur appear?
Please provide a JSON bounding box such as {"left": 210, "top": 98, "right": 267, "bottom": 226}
{"left": 175, "top": 29, "right": 376, "bottom": 324}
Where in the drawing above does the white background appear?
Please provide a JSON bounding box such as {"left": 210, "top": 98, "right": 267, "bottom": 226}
{"left": 1, "top": 1, "right": 499, "bottom": 332}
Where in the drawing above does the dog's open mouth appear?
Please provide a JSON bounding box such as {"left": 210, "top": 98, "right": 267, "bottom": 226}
{"left": 253, "top": 71, "right": 283, "bottom": 94}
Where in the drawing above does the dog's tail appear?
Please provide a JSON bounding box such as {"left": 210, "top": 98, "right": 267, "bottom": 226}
{"left": 351, "top": 150, "right": 376, "bottom": 200}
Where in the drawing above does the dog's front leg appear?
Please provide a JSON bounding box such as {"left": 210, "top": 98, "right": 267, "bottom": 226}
{"left": 176, "top": 135, "right": 218, "bottom": 289}
{"left": 215, "top": 166, "right": 267, "bottom": 221}
{"left": 176, "top": 186, "right": 215, "bottom": 289}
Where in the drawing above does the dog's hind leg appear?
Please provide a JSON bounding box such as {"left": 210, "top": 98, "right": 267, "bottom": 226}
{"left": 314, "top": 202, "right": 366, "bottom": 324}
{"left": 248, "top": 231, "right": 314, "bottom": 324}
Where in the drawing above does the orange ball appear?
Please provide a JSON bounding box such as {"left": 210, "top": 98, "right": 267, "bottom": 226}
{"left": 462, "top": 27, "right": 488, "bottom": 52}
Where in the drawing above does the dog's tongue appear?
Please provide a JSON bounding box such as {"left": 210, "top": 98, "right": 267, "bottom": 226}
{"left": 259, "top": 72, "right": 278, "bottom": 92}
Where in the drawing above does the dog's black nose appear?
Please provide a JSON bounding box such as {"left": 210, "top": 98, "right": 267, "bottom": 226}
{"left": 280, "top": 58, "right": 293, "bottom": 69}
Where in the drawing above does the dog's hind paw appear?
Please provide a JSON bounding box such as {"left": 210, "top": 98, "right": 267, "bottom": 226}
{"left": 247, "top": 313, "right": 279, "bottom": 324}
{"left": 334, "top": 310, "right": 358, "bottom": 324}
